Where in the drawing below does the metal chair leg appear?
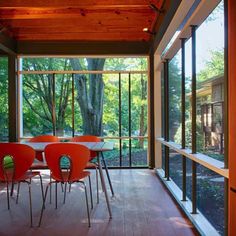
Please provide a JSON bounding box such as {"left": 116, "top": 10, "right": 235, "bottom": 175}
{"left": 27, "top": 182, "right": 33, "bottom": 227}
{"left": 95, "top": 166, "right": 99, "bottom": 203}
{"left": 49, "top": 173, "right": 52, "bottom": 204}
{"left": 6, "top": 182, "right": 10, "bottom": 210}
{"left": 69, "top": 183, "right": 71, "bottom": 192}
{"left": 38, "top": 183, "right": 50, "bottom": 227}
{"left": 63, "top": 182, "right": 67, "bottom": 204}
{"left": 10, "top": 182, "right": 14, "bottom": 196}
{"left": 16, "top": 182, "right": 21, "bottom": 204}
{"left": 55, "top": 182, "right": 58, "bottom": 209}
{"left": 81, "top": 181, "right": 91, "bottom": 227}
{"left": 101, "top": 152, "right": 114, "bottom": 195}
{"left": 88, "top": 175, "right": 93, "bottom": 209}
{"left": 39, "top": 175, "right": 44, "bottom": 201}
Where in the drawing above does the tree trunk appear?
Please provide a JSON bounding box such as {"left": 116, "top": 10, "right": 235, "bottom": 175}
{"left": 70, "top": 58, "right": 105, "bottom": 136}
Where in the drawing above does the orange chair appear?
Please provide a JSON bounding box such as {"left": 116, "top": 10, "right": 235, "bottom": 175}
{"left": 0, "top": 143, "right": 44, "bottom": 227}
{"left": 38, "top": 143, "right": 91, "bottom": 227}
{"left": 71, "top": 135, "right": 114, "bottom": 199}
{"left": 29, "top": 135, "right": 59, "bottom": 163}
{"left": 28, "top": 135, "right": 60, "bottom": 204}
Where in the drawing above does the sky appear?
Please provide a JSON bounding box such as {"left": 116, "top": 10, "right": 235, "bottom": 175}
{"left": 185, "top": 2, "right": 224, "bottom": 77}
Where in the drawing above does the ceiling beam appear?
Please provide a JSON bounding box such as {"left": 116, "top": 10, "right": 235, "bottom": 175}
{"left": 0, "top": 33, "right": 16, "bottom": 54}
{"left": 0, "top": 0, "right": 163, "bottom": 8}
{"left": 152, "top": 0, "right": 182, "bottom": 52}
{"left": 17, "top": 41, "right": 150, "bottom": 55}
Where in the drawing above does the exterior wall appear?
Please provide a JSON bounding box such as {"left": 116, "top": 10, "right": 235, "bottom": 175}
{"left": 228, "top": 0, "right": 236, "bottom": 235}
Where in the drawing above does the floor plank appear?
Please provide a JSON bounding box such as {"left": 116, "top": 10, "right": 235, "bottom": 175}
{"left": 0, "top": 169, "right": 199, "bottom": 236}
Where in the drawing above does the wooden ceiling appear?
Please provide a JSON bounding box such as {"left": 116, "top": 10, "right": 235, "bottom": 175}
{"left": 0, "top": 0, "right": 165, "bottom": 42}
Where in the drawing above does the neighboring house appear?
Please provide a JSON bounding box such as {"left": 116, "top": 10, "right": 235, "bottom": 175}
{"left": 198, "top": 74, "right": 224, "bottom": 154}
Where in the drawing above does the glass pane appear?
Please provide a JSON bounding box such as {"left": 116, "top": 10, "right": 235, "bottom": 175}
{"left": 169, "top": 50, "right": 182, "bottom": 144}
{"left": 131, "top": 74, "right": 148, "bottom": 137}
{"left": 131, "top": 137, "right": 148, "bottom": 167}
{"left": 196, "top": 1, "right": 224, "bottom": 161}
{"left": 22, "top": 57, "right": 147, "bottom": 72}
{"left": 0, "top": 57, "right": 8, "bottom": 141}
{"left": 185, "top": 38, "right": 192, "bottom": 149}
{"left": 162, "top": 144, "right": 165, "bottom": 170}
{"left": 186, "top": 158, "right": 192, "bottom": 200}
{"left": 121, "top": 139, "right": 130, "bottom": 167}
{"left": 102, "top": 139, "right": 120, "bottom": 167}
{"left": 121, "top": 74, "right": 129, "bottom": 137}
{"left": 55, "top": 74, "right": 72, "bottom": 137}
{"left": 103, "top": 74, "right": 119, "bottom": 137}
{"left": 22, "top": 74, "right": 53, "bottom": 136}
{"left": 169, "top": 149, "right": 183, "bottom": 190}
{"left": 197, "top": 165, "right": 225, "bottom": 235}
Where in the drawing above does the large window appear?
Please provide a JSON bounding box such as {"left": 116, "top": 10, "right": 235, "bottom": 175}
{"left": 158, "top": 1, "right": 226, "bottom": 235}
{"left": 196, "top": 1, "right": 225, "bottom": 161}
{"left": 0, "top": 56, "right": 8, "bottom": 141}
{"left": 20, "top": 57, "right": 148, "bottom": 167}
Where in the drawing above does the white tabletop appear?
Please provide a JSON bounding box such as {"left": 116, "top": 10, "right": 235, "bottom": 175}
{"left": 24, "top": 141, "right": 114, "bottom": 152}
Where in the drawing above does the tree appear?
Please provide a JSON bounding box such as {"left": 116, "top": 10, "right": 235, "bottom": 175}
{"left": 168, "top": 53, "right": 182, "bottom": 141}
{"left": 23, "top": 58, "right": 71, "bottom": 136}
{"left": 197, "top": 50, "right": 224, "bottom": 82}
{"left": 0, "top": 56, "right": 8, "bottom": 141}
{"left": 70, "top": 58, "right": 105, "bottom": 136}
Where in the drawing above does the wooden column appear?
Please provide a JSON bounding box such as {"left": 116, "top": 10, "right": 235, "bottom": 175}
{"left": 228, "top": 0, "right": 236, "bottom": 235}
{"left": 8, "top": 55, "right": 18, "bottom": 142}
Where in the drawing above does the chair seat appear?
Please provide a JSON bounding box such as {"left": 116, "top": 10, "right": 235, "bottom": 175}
{"left": 1, "top": 171, "right": 40, "bottom": 182}
{"left": 51, "top": 170, "right": 90, "bottom": 182}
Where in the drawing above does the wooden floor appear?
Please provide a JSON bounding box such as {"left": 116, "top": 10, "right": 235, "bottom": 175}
{"left": 0, "top": 170, "right": 199, "bottom": 236}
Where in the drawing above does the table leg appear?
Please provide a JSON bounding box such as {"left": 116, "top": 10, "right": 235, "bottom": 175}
{"left": 97, "top": 152, "right": 112, "bottom": 218}
{"left": 101, "top": 152, "right": 114, "bottom": 196}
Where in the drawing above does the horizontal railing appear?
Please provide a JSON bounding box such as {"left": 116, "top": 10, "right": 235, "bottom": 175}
{"left": 156, "top": 137, "right": 228, "bottom": 178}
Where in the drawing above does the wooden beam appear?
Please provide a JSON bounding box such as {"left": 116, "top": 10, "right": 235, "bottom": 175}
{"left": 0, "top": 0, "right": 163, "bottom": 8}
{"left": 0, "top": 33, "right": 16, "bottom": 54}
{"left": 8, "top": 54, "right": 18, "bottom": 142}
{"left": 17, "top": 41, "right": 150, "bottom": 55}
{"left": 228, "top": 0, "right": 236, "bottom": 235}
{"left": 0, "top": 8, "right": 154, "bottom": 20}
{"left": 15, "top": 32, "right": 150, "bottom": 41}
{"left": 152, "top": 0, "right": 182, "bottom": 52}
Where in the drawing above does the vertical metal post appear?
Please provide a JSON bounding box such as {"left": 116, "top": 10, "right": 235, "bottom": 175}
{"left": 52, "top": 73, "right": 56, "bottom": 136}
{"left": 191, "top": 25, "right": 197, "bottom": 214}
{"left": 72, "top": 74, "right": 75, "bottom": 137}
{"left": 164, "top": 60, "right": 170, "bottom": 180}
{"left": 181, "top": 38, "right": 187, "bottom": 201}
{"left": 128, "top": 73, "right": 132, "bottom": 167}
{"left": 224, "top": 0, "right": 228, "bottom": 235}
{"left": 119, "top": 73, "right": 122, "bottom": 167}
{"left": 8, "top": 55, "right": 18, "bottom": 142}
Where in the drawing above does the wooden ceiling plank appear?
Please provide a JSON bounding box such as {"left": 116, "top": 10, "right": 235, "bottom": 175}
{"left": 0, "top": 17, "right": 154, "bottom": 28}
{"left": 0, "top": 0, "right": 162, "bottom": 8}
{"left": 0, "top": 10, "right": 154, "bottom": 20}
{"left": 15, "top": 32, "right": 150, "bottom": 41}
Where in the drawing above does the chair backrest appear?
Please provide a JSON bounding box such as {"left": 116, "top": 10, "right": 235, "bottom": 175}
{"left": 29, "top": 135, "right": 59, "bottom": 143}
{"left": 44, "top": 143, "right": 90, "bottom": 182}
{"left": 0, "top": 143, "right": 35, "bottom": 181}
{"left": 71, "top": 135, "right": 101, "bottom": 160}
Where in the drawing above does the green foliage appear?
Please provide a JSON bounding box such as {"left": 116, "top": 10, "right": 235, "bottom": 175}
{"left": 168, "top": 52, "right": 182, "bottom": 141}
{"left": 174, "top": 119, "right": 204, "bottom": 151}
{"left": 197, "top": 50, "right": 224, "bottom": 82}
{"left": 0, "top": 57, "right": 8, "bottom": 141}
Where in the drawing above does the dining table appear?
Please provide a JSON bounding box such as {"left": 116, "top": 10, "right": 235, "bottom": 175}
{"left": 24, "top": 141, "right": 113, "bottom": 218}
